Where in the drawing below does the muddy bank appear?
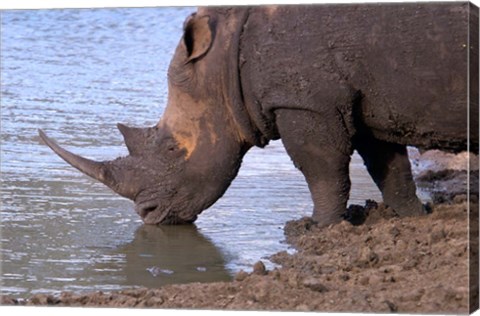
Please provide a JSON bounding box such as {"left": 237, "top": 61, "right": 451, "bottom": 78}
{"left": 410, "top": 148, "right": 479, "bottom": 205}
{"left": 2, "top": 201, "right": 475, "bottom": 313}
{"left": 2, "top": 151, "right": 478, "bottom": 313}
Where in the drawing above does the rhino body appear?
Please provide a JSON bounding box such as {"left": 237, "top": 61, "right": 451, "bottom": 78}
{"left": 40, "top": 3, "right": 479, "bottom": 226}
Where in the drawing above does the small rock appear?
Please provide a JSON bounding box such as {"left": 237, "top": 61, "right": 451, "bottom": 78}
{"left": 387, "top": 276, "right": 396, "bottom": 283}
{"left": 390, "top": 226, "right": 401, "bottom": 238}
{"left": 46, "top": 295, "right": 61, "bottom": 305}
{"left": 384, "top": 300, "right": 398, "bottom": 312}
{"left": 339, "top": 274, "right": 350, "bottom": 281}
{"left": 430, "top": 227, "right": 447, "bottom": 244}
{"left": 271, "top": 269, "right": 281, "bottom": 280}
{"left": 28, "top": 294, "right": 60, "bottom": 306}
{"left": 401, "top": 288, "right": 425, "bottom": 302}
{"left": 321, "top": 265, "right": 337, "bottom": 274}
{"left": 359, "top": 276, "right": 370, "bottom": 286}
{"left": 118, "top": 296, "right": 137, "bottom": 307}
{"left": 396, "top": 239, "right": 408, "bottom": 251}
{"left": 296, "top": 304, "right": 310, "bottom": 311}
{"left": 251, "top": 280, "right": 270, "bottom": 302}
{"left": 403, "top": 258, "right": 419, "bottom": 270}
{"left": 145, "top": 296, "right": 164, "bottom": 307}
{"left": 287, "top": 273, "right": 300, "bottom": 288}
{"left": 355, "top": 247, "right": 380, "bottom": 268}
{"left": 336, "top": 220, "right": 354, "bottom": 232}
{"left": 253, "top": 261, "right": 267, "bottom": 275}
{"left": 0, "top": 296, "right": 19, "bottom": 305}
{"left": 29, "top": 294, "right": 49, "bottom": 305}
{"left": 235, "top": 270, "right": 249, "bottom": 281}
{"left": 138, "top": 291, "right": 153, "bottom": 302}
{"left": 124, "top": 289, "right": 147, "bottom": 299}
{"left": 369, "top": 274, "right": 384, "bottom": 285}
{"left": 302, "top": 277, "right": 329, "bottom": 292}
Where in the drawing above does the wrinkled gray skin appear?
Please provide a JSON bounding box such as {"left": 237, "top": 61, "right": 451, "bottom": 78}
{"left": 40, "top": 3, "right": 479, "bottom": 227}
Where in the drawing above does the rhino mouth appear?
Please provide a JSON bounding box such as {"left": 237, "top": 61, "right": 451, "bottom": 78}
{"left": 135, "top": 202, "right": 197, "bottom": 225}
{"left": 136, "top": 202, "right": 168, "bottom": 225}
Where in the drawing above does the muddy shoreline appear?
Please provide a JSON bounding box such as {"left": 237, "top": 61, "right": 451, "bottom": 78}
{"left": 1, "top": 151, "right": 478, "bottom": 313}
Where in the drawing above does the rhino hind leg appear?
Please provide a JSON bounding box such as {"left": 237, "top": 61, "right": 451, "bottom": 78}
{"left": 354, "top": 136, "right": 425, "bottom": 217}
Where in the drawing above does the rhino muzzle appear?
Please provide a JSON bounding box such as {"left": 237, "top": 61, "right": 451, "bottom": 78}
{"left": 137, "top": 204, "right": 197, "bottom": 225}
{"left": 39, "top": 127, "right": 203, "bottom": 225}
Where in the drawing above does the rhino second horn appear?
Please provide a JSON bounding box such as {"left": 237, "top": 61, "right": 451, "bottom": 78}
{"left": 117, "top": 123, "right": 149, "bottom": 156}
{"left": 38, "top": 129, "right": 116, "bottom": 189}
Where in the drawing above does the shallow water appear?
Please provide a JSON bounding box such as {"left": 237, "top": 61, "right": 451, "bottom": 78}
{"left": 0, "top": 7, "right": 388, "bottom": 298}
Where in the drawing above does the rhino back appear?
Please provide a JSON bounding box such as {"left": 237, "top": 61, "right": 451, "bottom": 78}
{"left": 239, "top": 3, "right": 474, "bottom": 152}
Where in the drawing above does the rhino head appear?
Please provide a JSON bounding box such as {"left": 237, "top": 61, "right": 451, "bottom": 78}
{"left": 39, "top": 9, "right": 260, "bottom": 225}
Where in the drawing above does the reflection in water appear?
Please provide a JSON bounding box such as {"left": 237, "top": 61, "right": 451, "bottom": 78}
{"left": 120, "top": 225, "right": 232, "bottom": 287}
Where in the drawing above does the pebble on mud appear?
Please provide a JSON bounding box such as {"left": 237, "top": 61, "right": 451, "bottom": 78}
{"left": 253, "top": 261, "right": 267, "bottom": 275}
{"left": 235, "top": 270, "right": 249, "bottom": 281}
{"left": 27, "top": 294, "right": 59, "bottom": 305}
{"left": 429, "top": 227, "right": 447, "bottom": 244}
{"left": 354, "top": 247, "right": 380, "bottom": 268}
{"left": 384, "top": 300, "right": 398, "bottom": 312}
{"left": 144, "top": 296, "right": 164, "bottom": 307}
{"left": 395, "top": 239, "right": 408, "bottom": 251}
{"left": 302, "top": 277, "right": 329, "bottom": 293}
{"left": 359, "top": 276, "right": 370, "bottom": 286}
{"left": 296, "top": 304, "right": 311, "bottom": 311}
{"left": 1, "top": 296, "right": 19, "bottom": 305}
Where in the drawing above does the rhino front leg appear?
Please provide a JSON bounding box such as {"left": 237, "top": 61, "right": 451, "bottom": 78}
{"left": 276, "top": 108, "right": 352, "bottom": 227}
{"left": 354, "top": 136, "right": 425, "bottom": 217}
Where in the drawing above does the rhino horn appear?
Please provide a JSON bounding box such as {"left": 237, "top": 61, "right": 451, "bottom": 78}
{"left": 117, "top": 123, "right": 150, "bottom": 156}
{"left": 38, "top": 129, "right": 132, "bottom": 198}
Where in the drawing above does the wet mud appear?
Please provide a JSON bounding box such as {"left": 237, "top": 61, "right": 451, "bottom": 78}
{"left": 2, "top": 151, "right": 478, "bottom": 313}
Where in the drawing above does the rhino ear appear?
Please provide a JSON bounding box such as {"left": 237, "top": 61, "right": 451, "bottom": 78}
{"left": 183, "top": 15, "right": 213, "bottom": 63}
{"left": 117, "top": 123, "right": 150, "bottom": 156}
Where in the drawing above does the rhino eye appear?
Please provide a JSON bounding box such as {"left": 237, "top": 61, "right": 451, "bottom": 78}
{"left": 155, "top": 136, "right": 184, "bottom": 158}
{"left": 163, "top": 138, "right": 178, "bottom": 152}
{"left": 154, "top": 135, "right": 175, "bottom": 147}
{"left": 166, "top": 138, "right": 183, "bottom": 153}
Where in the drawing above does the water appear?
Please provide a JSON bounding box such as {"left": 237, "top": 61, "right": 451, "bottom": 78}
{"left": 0, "top": 7, "right": 385, "bottom": 298}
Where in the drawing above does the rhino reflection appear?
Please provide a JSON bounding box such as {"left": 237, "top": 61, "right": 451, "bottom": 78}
{"left": 120, "top": 224, "right": 232, "bottom": 287}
